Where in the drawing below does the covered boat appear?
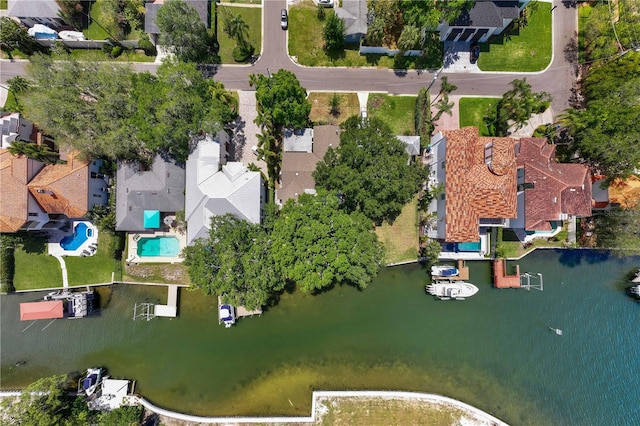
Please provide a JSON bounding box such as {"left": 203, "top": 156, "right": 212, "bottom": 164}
{"left": 79, "top": 367, "right": 102, "bottom": 397}
{"left": 218, "top": 304, "right": 236, "bottom": 328}
{"left": 426, "top": 281, "right": 479, "bottom": 300}
{"left": 431, "top": 265, "right": 459, "bottom": 277}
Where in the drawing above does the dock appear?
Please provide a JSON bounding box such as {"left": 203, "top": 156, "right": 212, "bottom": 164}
{"left": 433, "top": 260, "right": 469, "bottom": 281}
{"left": 237, "top": 305, "right": 263, "bottom": 318}
{"left": 492, "top": 259, "right": 521, "bottom": 288}
{"left": 133, "top": 285, "right": 179, "bottom": 320}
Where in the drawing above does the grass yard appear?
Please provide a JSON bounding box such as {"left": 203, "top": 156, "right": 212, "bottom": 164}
{"left": 69, "top": 49, "right": 156, "bottom": 62}
{"left": 498, "top": 227, "right": 569, "bottom": 259}
{"left": 14, "top": 238, "right": 61, "bottom": 291}
{"left": 458, "top": 97, "right": 500, "bottom": 136}
{"left": 0, "top": 0, "right": 7, "bottom": 9}
{"left": 477, "top": 2, "right": 552, "bottom": 72}
{"left": 367, "top": 94, "right": 417, "bottom": 135}
{"left": 216, "top": 5, "right": 262, "bottom": 64}
{"left": 2, "top": 90, "right": 20, "bottom": 112}
{"left": 84, "top": 0, "right": 111, "bottom": 41}
{"left": 65, "top": 232, "right": 123, "bottom": 286}
{"left": 308, "top": 92, "right": 360, "bottom": 125}
{"left": 289, "top": 1, "right": 439, "bottom": 69}
{"left": 375, "top": 197, "right": 419, "bottom": 265}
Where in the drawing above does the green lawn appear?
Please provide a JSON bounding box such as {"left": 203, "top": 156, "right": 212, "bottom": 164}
{"left": 0, "top": 0, "right": 8, "bottom": 10}
{"left": 578, "top": 4, "right": 592, "bottom": 63}
{"left": 477, "top": 3, "right": 552, "bottom": 72}
{"left": 2, "top": 90, "right": 20, "bottom": 112}
{"left": 289, "top": 0, "right": 440, "bottom": 69}
{"left": 367, "top": 94, "right": 417, "bottom": 135}
{"left": 216, "top": 5, "right": 262, "bottom": 64}
{"left": 375, "top": 197, "right": 419, "bottom": 264}
{"left": 458, "top": 97, "right": 500, "bottom": 136}
{"left": 69, "top": 49, "right": 156, "bottom": 62}
{"left": 14, "top": 231, "right": 123, "bottom": 290}
{"left": 84, "top": 0, "right": 111, "bottom": 40}
{"left": 308, "top": 92, "right": 360, "bottom": 125}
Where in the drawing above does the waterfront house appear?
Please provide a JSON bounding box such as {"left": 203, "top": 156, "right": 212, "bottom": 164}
{"left": 185, "top": 132, "right": 264, "bottom": 245}
{"left": 437, "top": 0, "right": 531, "bottom": 43}
{"left": 115, "top": 154, "right": 185, "bottom": 232}
{"left": 0, "top": 149, "right": 108, "bottom": 233}
{"left": 278, "top": 125, "right": 340, "bottom": 205}
{"left": 514, "top": 137, "right": 592, "bottom": 238}
{"left": 426, "top": 127, "right": 518, "bottom": 258}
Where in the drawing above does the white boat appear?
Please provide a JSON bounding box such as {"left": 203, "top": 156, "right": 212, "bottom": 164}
{"left": 79, "top": 367, "right": 102, "bottom": 396}
{"left": 630, "top": 285, "right": 640, "bottom": 298}
{"left": 426, "top": 281, "right": 479, "bottom": 300}
{"left": 631, "top": 269, "right": 640, "bottom": 283}
{"left": 59, "top": 31, "right": 86, "bottom": 41}
{"left": 431, "top": 265, "right": 459, "bottom": 278}
{"left": 218, "top": 304, "right": 236, "bottom": 328}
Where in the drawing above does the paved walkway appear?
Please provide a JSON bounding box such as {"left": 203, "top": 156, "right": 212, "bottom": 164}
{"left": 231, "top": 91, "right": 267, "bottom": 176}
{"left": 52, "top": 255, "right": 69, "bottom": 289}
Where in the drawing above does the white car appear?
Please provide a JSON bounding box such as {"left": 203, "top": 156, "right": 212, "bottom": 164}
{"left": 318, "top": 0, "right": 334, "bottom": 7}
{"left": 280, "top": 9, "right": 288, "bottom": 30}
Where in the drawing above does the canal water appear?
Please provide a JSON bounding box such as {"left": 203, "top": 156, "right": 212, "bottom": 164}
{"left": 2, "top": 249, "right": 639, "bottom": 425}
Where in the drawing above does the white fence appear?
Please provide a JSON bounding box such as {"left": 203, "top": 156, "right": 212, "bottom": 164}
{"left": 359, "top": 46, "right": 422, "bottom": 57}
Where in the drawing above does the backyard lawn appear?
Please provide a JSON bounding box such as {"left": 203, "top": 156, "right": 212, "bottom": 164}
{"left": 216, "top": 5, "right": 262, "bottom": 64}
{"left": 477, "top": 3, "right": 552, "bottom": 72}
{"left": 84, "top": 0, "right": 111, "bottom": 41}
{"left": 367, "top": 94, "right": 417, "bottom": 135}
{"left": 308, "top": 92, "right": 360, "bottom": 125}
{"left": 458, "top": 97, "right": 500, "bottom": 136}
{"left": 69, "top": 49, "right": 156, "bottom": 62}
{"left": 375, "top": 197, "right": 419, "bottom": 265}
{"left": 13, "top": 231, "right": 122, "bottom": 290}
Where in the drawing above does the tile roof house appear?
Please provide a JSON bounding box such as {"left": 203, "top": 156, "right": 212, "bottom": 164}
{"left": 185, "top": 132, "right": 264, "bottom": 245}
{"left": 0, "top": 149, "right": 108, "bottom": 233}
{"left": 335, "top": 0, "right": 368, "bottom": 43}
{"left": 145, "top": 0, "right": 210, "bottom": 39}
{"left": 437, "top": 0, "right": 530, "bottom": 43}
{"left": 278, "top": 125, "right": 340, "bottom": 205}
{"left": 515, "top": 137, "right": 592, "bottom": 231}
{"left": 115, "top": 154, "right": 185, "bottom": 232}
{"left": 427, "top": 127, "right": 518, "bottom": 244}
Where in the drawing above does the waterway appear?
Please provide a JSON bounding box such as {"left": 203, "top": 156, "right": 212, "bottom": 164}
{"left": 1, "top": 249, "right": 639, "bottom": 425}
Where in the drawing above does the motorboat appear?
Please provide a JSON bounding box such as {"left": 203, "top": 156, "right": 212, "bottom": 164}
{"left": 431, "top": 265, "right": 459, "bottom": 278}
{"left": 59, "top": 31, "right": 86, "bottom": 41}
{"left": 629, "top": 285, "right": 640, "bottom": 299}
{"left": 426, "top": 281, "right": 479, "bottom": 300}
{"left": 218, "top": 304, "right": 236, "bottom": 328}
{"left": 79, "top": 367, "right": 103, "bottom": 397}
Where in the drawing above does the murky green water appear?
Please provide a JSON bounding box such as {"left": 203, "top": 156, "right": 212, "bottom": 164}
{"left": 2, "top": 249, "right": 640, "bottom": 425}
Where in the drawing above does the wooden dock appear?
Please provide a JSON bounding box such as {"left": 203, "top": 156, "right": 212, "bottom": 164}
{"left": 433, "top": 260, "right": 470, "bottom": 281}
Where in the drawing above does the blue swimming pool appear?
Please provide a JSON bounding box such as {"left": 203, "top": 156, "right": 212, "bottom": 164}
{"left": 457, "top": 241, "right": 481, "bottom": 252}
{"left": 60, "top": 223, "right": 90, "bottom": 251}
{"left": 137, "top": 237, "right": 180, "bottom": 257}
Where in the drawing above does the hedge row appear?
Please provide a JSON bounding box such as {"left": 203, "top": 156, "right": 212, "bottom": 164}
{"left": 0, "top": 235, "right": 16, "bottom": 293}
{"left": 415, "top": 87, "right": 434, "bottom": 149}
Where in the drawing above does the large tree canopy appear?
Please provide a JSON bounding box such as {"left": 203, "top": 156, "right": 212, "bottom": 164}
{"left": 313, "top": 116, "right": 428, "bottom": 225}
{"left": 156, "top": 0, "right": 218, "bottom": 63}
{"left": 21, "top": 56, "right": 235, "bottom": 162}
{"left": 271, "top": 191, "right": 383, "bottom": 293}
{"left": 183, "top": 214, "right": 284, "bottom": 310}
{"left": 250, "top": 69, "right": 311, "bottom": 131}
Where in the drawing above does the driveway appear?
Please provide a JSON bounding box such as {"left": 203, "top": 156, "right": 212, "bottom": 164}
{"left": 230, "top": 91, "right": 267, "bottom": 176}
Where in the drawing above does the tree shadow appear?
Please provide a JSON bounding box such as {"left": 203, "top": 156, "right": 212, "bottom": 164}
{"left": 15, "top": 232, "right": 47, "bottom": 254}
{"left": 556, "top": 248, "right": 612, "bottom": 267}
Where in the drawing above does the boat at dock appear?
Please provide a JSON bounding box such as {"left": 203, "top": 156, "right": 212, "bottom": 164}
{"left": 426, "top": 281, "right": 479, "bottom": 300}
{"left": 79, "top": 367, "right": 103, "bottom": 397}
{"left": 431, "top": 265, "right": 459, "bottom": 278}
{"left": 218, "top": 304, "right": 236, "bottom": 328}
{"left": 629, "top": 285, "right": 640, "bottom": 300}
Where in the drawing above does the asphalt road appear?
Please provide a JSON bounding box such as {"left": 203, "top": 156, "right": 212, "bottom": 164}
{"left": 0, "top": 0, "right": 577, "bottom": 113}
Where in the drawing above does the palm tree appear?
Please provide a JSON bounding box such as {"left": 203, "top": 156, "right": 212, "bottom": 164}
{"left": 433, "top": 96, "right": 455, "bottom": 121}
{"left": 223, "top": 11, "right": 250, "bottom": 51}
{"left": 397, "top": 25, "right": 421, "bottom": 53}
{"left": 7, "top": 141, "right": 59, "bottom": 163}
{"left": 209, "top": 81, "right": 238, "bottom": 114}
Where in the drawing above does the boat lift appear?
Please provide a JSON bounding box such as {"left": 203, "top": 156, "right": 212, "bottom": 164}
{"left": 521, "top": 272, "right": 543, "bottom": 291}
{"left": 133, "top": 302, "right": 155, "bottom": 321}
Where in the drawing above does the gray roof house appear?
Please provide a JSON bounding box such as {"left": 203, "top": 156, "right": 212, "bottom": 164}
{"left": 437, "top": 0, "right": 529, "bottom": 43}
{"left": 185, "top": 132, "right": 264, "bottom": 246}
{"left": 115, "top": 155, "right": 186, "bottom": 232}
{"left": 8, "top": 0, "right": 60, "bottom": 18}
{"left": 335, "top": 0, "right": 368, "bottom": 43}
{"left": 397, "top": 136, "right": 421, "bottom": 157}
{"left": 145, "top": 0, "right": 211, "bottom": 35}
{"left": 278, "top": 125, "right": 340, "bottom": 205}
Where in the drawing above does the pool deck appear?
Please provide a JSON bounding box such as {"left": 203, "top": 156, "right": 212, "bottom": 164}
{"left": 126, "top": 230, "right": 186, "bottom": 264}
{"left": 47, "top": 221, "right": 99, "bottom": 257}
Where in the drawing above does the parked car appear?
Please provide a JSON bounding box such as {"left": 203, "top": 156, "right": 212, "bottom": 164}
{"left": 318, "top": 0, "right": 334, "bottom": 7}
{"left": 281, "top": 9, "right": 288, "bottom": 30}
{"left": 470, "top": 43, "right": 480, "bottom": 64}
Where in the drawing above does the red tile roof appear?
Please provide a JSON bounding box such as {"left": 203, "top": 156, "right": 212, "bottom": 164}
{"left": 444, "top": 127, "right": 518, "bottom": 242}
{"left": 0, "top": 149, "right": 43, "bottom": 232}
{"left": 20, "top": 301, "right": 64, "bottom": 321}
{"left": 516, "top": 138, "right": 592, "bottom": 231}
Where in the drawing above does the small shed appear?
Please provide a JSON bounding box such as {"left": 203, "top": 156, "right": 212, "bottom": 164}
{"left": 20, "top": 301, "right": 64, "bottom": 321}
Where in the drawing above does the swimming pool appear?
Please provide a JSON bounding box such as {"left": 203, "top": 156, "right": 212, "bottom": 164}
{"left": 60, "top": 223, "right": 90, "bottom": 251}
{"left": 457, "top": 241, "right": 481, "bottom": 252}
{"left": 137, "top": 237, "right": 181, "bottom": 257}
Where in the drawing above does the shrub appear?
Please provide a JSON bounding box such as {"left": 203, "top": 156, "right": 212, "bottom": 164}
{"left": 102, "top": 43, "right": 114, "bottom": 56}
{"left": 415, "top": 87, "right": 434, "bottom": 148}
{"left": 232, "top": 45, "right": 252, "bottom": 62}
{"left": 138, "top": 33, "right": 157, "bottom": 56}
{"left": 111, "top": 46, "right": 123, "bottom": 58}
{"left": 0, "top": 235, "right": 16, "bottom": 293}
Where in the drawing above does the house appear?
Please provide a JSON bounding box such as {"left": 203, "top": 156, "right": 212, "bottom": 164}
{"left": 278, "top": 125, "right": 340, "bottom": 205}
{"left": 427, "top": 127, "right": 518, "bottom": 257}
{"left": 145, "top": 0, "right": 211, "bottom": 43}
{"left": 185, "top": 132, "right": 264, "bottom": 245}
{"left": 397, "top": 135, "right": 421, "bottom": 164}
{"left": 7, "top": 0, "right": 70, "bottom": 30}
{"left": 335, "top": 0, "right": 368, "bottom": 43}
{"left": 115, "top": 154, "right": 185, "bottom": 232}
{"left": 437, "top": 0, "right": 530, "bottom": 43}
{"left": 515, "top": 137, "right": 592, "bottom": 234}
{"left": 0, "top": 149, "right": 108, "bottom": 233}
{"left": 1, "top": 113, "right": 36, "bottom": 148}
